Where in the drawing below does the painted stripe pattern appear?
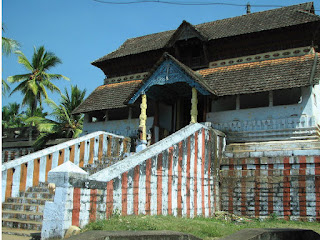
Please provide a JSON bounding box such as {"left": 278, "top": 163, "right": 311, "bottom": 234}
{"left": 2, "top": 132, "right": 131, "bottom": 201}
{"left": 69, "top": 128, "right": 222, "bottom": 227}
{"left": 220, "top": 156, "right": 320, "bottom": 221}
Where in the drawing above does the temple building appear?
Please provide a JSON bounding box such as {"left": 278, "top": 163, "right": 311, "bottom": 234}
{"left": 73, "top": 2, "right": 320, "bottom": 145}
{"left": 3, "top": 4, "right": 320, "bottom": 236}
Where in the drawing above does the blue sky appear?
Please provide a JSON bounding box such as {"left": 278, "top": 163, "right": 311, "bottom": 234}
{"left": 2, "top": 0, "right": 320, "bottom": 113}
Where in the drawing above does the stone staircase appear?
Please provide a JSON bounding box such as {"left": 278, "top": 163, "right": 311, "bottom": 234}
{"left": 2, "top": 182, "right": 53, "bottom": 238}
{"left": 81, "top": 155, "right": 126, "bottom": 175}
{"left": 2, "top": 156, "right": 127, "bottom": 238}
{"left": 223, "top": 139, "right": 320, "bottom": 158}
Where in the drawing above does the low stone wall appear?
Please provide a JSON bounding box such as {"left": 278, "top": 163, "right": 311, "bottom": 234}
{"left": 2, "top": 148, "right": 34, "bottom": 163}
{"left": 41, "top": 123, "right": 226, "bottom": 239}
{"left": 220, "top": 153, "right": 320, "bottom": 221}
{"left": 2, "top": 131, "right": 130, "bottom": 203}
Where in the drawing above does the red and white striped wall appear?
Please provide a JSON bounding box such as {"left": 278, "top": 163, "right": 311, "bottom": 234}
{"left": 2, "top": 131, "right": 130, "bottom": 202}
{"left": 59, "top": 124, "right": 225, "bottom": 228}
{"left": 220, "top": 156, "right": 320, "bottom": 221}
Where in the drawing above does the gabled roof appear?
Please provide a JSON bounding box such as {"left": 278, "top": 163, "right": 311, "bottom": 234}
{"left": 125, "top": 52, "right": 216, "bottom": 105}
{"left": 92, "top": 2, "right": 319, "bottom": 64}
{"left": 199, "top": 53, "right": 320, "bottom": 96}
{"left": 165, "top": 20, "right": 208, "bottom": 48}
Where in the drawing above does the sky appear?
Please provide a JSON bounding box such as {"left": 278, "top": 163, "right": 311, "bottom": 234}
{"left": 2, "top": 0, "right": 320, "bottom": 114}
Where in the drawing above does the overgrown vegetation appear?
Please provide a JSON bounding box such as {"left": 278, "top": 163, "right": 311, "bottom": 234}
{"left": 83, "top": 215, "right": 320, "bottom": 240}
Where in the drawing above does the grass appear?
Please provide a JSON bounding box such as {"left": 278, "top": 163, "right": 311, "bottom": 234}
{"left": 83, "top": 215, "right": 320, "bottom": 240}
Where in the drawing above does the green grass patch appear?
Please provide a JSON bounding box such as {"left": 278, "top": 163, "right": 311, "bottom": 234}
{"left": 83, "top": 215, "right": 320, "bottom": 240}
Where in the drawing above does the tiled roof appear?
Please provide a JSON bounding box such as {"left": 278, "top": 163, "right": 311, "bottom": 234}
{"left": 75, "top": 53, "right": 319, "bottom": 114}
{"left": 72, "top": 80, "right": 142, "bottom": 114}
{"left": 93, "top": 2, "right": 319, "bottom": 63}
{"left": 199, "top": 53, "right": 320, "bottom": 96}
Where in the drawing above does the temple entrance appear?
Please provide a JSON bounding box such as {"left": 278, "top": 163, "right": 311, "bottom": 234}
{"left": 148, "top": 82, "right": 207, "bottom": 142}
{"left": 175, "top": 96, "right": 191, "bottom": 131}
{"left": 126, "top": 53, "right": 213, "bottom": 148}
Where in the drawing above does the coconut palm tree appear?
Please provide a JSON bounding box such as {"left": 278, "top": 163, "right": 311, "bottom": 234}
{"left": 7, "top": 45, "right": 69, "bottom": 140}
{"left": 7, "top": 45, "right": 69, "bottom": 114}
{"left": 29, "top": 85, "right": 86, "bottom": 150}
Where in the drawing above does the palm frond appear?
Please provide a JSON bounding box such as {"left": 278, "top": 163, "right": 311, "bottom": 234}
{"left": 42, "top": 77, "right": 62, "bottom": 93}
{"left": 2, "top": 37, "right": 20, "bottom": 56}
{"left": 38, "top": 82, "right": 49, "bottom": 101}
{"left": 15, "top": 51, "right": 33, "bottom": 71}
{"left": 46, "top": 73, "right": 70, "bottom": 81}
{"left": 9, "top": 79, "right": 30, "bottom": 95}
{"left": 32, "top": 46, "right": 45, "bottom": 69}
{"left": 7, "top": 74, "right": 30, "bottom": 83}
{"left": 73, "top": 128, "right": 83, "bottom": 138}
{"left": 2, "top": 79, "right": 10, "bottom": 95}
{"left": 42, "top": 55, "right": 62, "bottom": 70}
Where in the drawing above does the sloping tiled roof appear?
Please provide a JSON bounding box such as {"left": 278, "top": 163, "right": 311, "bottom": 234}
{"left": 92, "top": 2, "right": 319, "bottom": 63}
{"left": 199, "top": 53, "right": 320, "bottom": 96}
{"left": 72, "top": 80, "right": 142, "bottom": 114}
{"left": 74, "top": 53, "right": 319, "bottom": 114}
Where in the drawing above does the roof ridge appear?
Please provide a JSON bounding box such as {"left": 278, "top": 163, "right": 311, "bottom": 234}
{"left": 93, "top": 2, "right": 318, "bottom": 63}
{"left": 296, "top": 9, "right": 320, "bottom": 19}
{"left": 127, "top": 28, "right": 175, "bottom": 41}
{"left": 195, "top": 2, "right": 315, "bottom": 28}
{"left": 112, "top": 2, "right": 315, "bottom": 45}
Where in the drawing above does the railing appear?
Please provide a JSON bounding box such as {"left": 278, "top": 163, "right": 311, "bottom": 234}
{"left": 41, "top": 123, "right": 226, "bottom": 239}
{"left": 2, "top": 131, "right": 131, "bottom": 202}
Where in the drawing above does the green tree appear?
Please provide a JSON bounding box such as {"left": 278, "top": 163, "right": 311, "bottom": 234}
{"left": 29, "top": 85, "right": 86, "bottom": 150}
{"left": 2, "top": 25, "right": 20, "bottom": 95}
{"left": 2, "top": 103, "right": 24, "bottom": 128}
{"left": 7, "top": 45, "right": 69, "bottom": 140}
{"left": 7, "top": 45, "right": 69, "bottom": 114}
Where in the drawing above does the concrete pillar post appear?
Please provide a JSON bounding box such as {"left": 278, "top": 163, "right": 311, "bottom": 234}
{"left": 136, "top": 94, "right": 147, "bottom": 152}
{"left": 190, "top": 88, "right": 198, "bottom": 124}
{"left": 41, "top": 162, "right": 88, "bottom": 240}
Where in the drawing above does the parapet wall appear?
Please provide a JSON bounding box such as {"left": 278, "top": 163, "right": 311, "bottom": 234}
{"left": 2, "top": 131, "right": 130, "bottom": 203}
{"left": 41, "top": 123, "right": 226, "bottom": 239}
{"left": 220, "top": 141, "right": 320, "bottom": 221}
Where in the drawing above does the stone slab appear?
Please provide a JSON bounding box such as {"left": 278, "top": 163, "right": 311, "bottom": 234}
{"left": 67, "top": 230, "right": 201, "bottom": 240}
{"left": 220, "top": 228, "right": 320, "bottom": 240}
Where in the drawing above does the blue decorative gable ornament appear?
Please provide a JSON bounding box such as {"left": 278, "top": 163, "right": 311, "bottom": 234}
{"left": 128, "top": 59, "right": 210, "bottom": 104}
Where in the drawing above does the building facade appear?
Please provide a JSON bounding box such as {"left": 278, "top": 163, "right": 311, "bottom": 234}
{"left": 74, "top": 2, "right": 320, "bottom": 144}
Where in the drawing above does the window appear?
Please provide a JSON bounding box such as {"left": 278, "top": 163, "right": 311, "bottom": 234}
{"left": 273, "top": 88, "right": 301, "bottom": 106}
{"left": 240, "top": 92, "right": 269, "bottom": 109}
{"left": 88, "top": 111, "right": 105, "bottom": 122}
{"left": 108, "top": 108, "right": 129, "bottom": 121}
{"left": 212, "top": 95, "right": 236, "bottom": 112}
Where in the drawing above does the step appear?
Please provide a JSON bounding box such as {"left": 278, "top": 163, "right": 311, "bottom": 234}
{"left": 2, "top": 210, "right": 43, "bottom": 222}
{"left": 225, "top": 139, "right": 320, "bottom": 153}
{"left": 2, "top": 218, "right": 42, "bottom": 231}
{"left": 2, "top": 202, "right": 44, "bottom": 213}
{"left": 19, "top": 191, "right": 53, "bottom": 199}
{"left": 6, "top": 197, "right": 52, "bottom": 205}
{"left": 2, "top": 227, "right": 39, "bottom": 237}
{"left": 25, "top": 186, "right": 50, "bottom": 193}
